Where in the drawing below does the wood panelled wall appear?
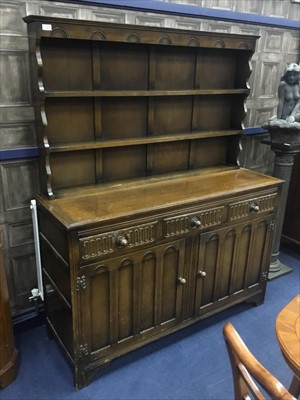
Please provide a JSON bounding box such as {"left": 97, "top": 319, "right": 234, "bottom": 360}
{"left": 0, "top": 0, "right": 299, "bottom": 319}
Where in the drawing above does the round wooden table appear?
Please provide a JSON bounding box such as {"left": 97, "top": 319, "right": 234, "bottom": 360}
{"left": 276, "top": 295, "right": 300, "bottom": 398}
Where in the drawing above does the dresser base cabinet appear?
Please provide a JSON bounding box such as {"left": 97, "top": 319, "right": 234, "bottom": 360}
{"left": 37, "top": 169, "right": 281, "bottom": 389}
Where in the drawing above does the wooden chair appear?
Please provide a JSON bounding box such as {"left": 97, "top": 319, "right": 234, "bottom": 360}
{"left": 223, "top": 322, "right": 296, "bottom": 400}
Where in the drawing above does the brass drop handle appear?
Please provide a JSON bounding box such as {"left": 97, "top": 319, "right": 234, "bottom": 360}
{"left": 116, "top": 235, "right": 128, "bottom": 247}
{"left": 250, "top": 203, "right": 260, "bottom": 212}
{"left": 190, "top": 217, "right": 201, "bottom": 228}
{"left": 198, "top": 270, "right": 206, "bottom": 278}
{"left": 178, "top": 277, "right": 187, "bottom": 285}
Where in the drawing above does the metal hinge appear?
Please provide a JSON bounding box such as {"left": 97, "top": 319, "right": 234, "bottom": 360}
{"left": 78, "top": 343, "right": 88, "bottom": 358}
{"left": 76, "top": 275, "right": 86, "bottom": 291}
{"left": 261, "top": 271, "right": 268, "bottom": 282}
{"left": 268, "top": 221, "right": 276, "bottom": 232}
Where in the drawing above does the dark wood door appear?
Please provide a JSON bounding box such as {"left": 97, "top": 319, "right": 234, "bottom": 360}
{"left": 0, "top": 229, "right": 18, "bottom": 388}
{"left": 79, "top": 239, "right": 186, "bottom": 360}
{"left": 194, "top": 215, "right": 274, "bottom": 316}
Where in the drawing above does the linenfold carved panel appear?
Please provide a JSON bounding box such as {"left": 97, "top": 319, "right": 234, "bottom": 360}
{"left": 228, "top": 194, "right": 277, "bottom": 221}
{"left": 164, "top": 216, "right": 190, "bottom": 237}
{"left": 80, "top": 221, "right": 157, "bottom": 260}
{"left": 164, "top": 206, "right": 225, "bottom": 238}
{"left": 125, "top": 224, "right": 157, "bottom": 248}
{"left": 80, "top": 233, "right": 114, "bottom": 260}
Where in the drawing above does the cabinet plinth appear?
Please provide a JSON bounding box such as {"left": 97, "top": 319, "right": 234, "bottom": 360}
{"left": 24, "top": 15, "right": 282, "bottom": 389}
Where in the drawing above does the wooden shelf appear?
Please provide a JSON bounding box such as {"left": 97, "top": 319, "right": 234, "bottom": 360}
{"left": 48, "top": 130, "right": 242, "bottom": 153}
{"left": 49, "top": 165, "right": 239, "bottom": 198}
{"left": 44, "top": 89, "right": 249, "bottom": 98}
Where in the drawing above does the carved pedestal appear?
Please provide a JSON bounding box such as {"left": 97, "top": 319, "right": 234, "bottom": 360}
{"left": 262, "top": 127, "right": 300, "bottom": 279}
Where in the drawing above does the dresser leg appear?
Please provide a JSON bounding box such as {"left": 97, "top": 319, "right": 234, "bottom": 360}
{"left": 245, "top": 291, "right": 265, "bottom": 307}
{"left": 74, "top": 363, "right": 110, "bottom": 390}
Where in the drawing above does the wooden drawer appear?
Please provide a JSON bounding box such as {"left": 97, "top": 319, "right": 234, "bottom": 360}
{"left": 79, "top": 220, "right": 158, "bottom": 262}
{"left": 228, "top": 193, "right": 277, "bottom": 222}
{"left": 163, "top": 206, "right": 225, "bottom": 238}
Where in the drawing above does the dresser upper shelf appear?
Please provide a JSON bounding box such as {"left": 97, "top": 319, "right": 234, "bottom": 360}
{"left": 43, "top": 89, "right": 249, "bottom": 98}
{"left": 48, "top": 130, "right": 241, "bottom": 152}
{"left": 24, "top": 15, "right": 258, "bottom": 198}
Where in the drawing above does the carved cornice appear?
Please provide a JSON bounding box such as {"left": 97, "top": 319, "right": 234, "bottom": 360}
{"left": 23, "top": 16, "right": 257, "bottom": 50}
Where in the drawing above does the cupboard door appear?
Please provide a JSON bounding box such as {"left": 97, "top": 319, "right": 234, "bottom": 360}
{"left": 194, "top": 215, "right": 273, "bottom": 316}
{"left": 79, "top": 239, "right": 186, "bottom": 359}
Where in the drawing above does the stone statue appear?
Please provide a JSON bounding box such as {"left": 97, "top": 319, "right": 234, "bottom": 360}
{"left": 277, "top": 63, "right": 300, "bottom": 123}
{"left": 263, "top": 63, "right": 300, "bottom": 131}
{"left": 261, "top": 63, "right": 300, "bottom": 279}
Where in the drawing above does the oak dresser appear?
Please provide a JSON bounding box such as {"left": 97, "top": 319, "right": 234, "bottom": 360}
{"left": 24, "top": 15, "right": 282, "bottom": 388}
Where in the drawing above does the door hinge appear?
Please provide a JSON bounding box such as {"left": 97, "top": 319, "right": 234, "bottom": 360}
{"left": 78, "top": 343, "right": 89, "bottom": 358}
{"left": 76, "top": 275, "right": 86, "bottom": 291}
{"left": 268, "top": 221, "right": 276, "bottom": 232}
{"left": 261, "top": 271, "right": 268, "bottom": 282}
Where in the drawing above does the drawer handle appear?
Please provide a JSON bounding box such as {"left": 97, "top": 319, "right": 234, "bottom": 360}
{"left": 45, "top": 283, "right": 55, "bottom": 295}
{"left": 116, "top": 235, "right": 128, "bottom": 248}
{"left": 198, "top": 270, "right": 206, "bottom": 278}
{"left": 190, "top": 217, "right": 201, "bottom": 228}
{"left": 178, "top": 277, "right": 187, "bottom": 285}
{"left": 250, "top": 203, "right": 260, "bottom": 212}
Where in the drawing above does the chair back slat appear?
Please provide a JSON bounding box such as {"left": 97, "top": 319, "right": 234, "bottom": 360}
{"left": 223, "top": 322, "right": 296, "bottom": 400}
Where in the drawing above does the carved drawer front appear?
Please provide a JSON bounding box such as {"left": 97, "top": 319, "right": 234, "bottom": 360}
{"left": 163, "top": 206, "right": 225, "bottom": 238}
{"left": 79, "top": 221, "right": 158, "bottom": 262}
{"left": 228, "top": 193, "right": 277, "bottom": 222}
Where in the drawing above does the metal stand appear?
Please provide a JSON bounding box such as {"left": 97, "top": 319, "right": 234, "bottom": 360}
{"left": 262, "top": 138, "right": 300, "bottom": 280}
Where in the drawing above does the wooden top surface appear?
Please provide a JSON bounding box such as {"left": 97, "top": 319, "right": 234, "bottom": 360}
{"left": 276, "top": 295, "right": 300, "bottom": 375}
{"left": 37, "top": 168, "right": 281, "bottom": 229}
